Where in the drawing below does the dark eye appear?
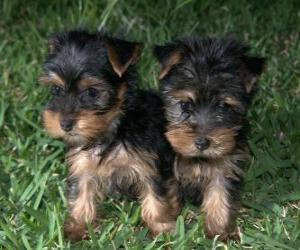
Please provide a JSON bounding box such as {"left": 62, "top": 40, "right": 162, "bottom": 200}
{"left": 180, "top": 101, "right": 192, "bottom": 113}
{"left": 87, "top": 88, "right": 98, "bottom": 98}
{"left": 51, "top": 85, "right": 64, "bottom": 96}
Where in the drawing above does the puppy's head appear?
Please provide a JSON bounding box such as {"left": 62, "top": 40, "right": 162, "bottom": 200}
{"left": 40, "top": 30, "right": 142, "bottom": 146}
{"left": 154, "top": 37, "right": 265, "bottom": 158}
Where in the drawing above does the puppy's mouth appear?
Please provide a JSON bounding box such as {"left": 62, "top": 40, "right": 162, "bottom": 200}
{"left": 63, "top": 132, "right": 87, "bottom": 146}
{"left": 192, "top": 129, "right": 239, "bottom": 158}
{"left": 194, "top": 147, "right": 229, "bottom": 159}
{"left": 66, "top": 131, "right": 78, "bottom": 136}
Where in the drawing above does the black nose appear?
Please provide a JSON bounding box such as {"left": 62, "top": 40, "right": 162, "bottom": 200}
{"left": 195, "top": 137, "right": 210, "bottom": 150}
{"left": 60, "top": 119, "right": 74, "bottom": 132}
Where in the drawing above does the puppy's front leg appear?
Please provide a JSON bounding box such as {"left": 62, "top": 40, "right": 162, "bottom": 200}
{"left": 64, "top": 149, "right": 103, "bottom": 241}
{"left": 141, "top": 178, "right": 181, "bottom": 237}
{"left": 201, "top": 170, "right": 240, "bottom": 241}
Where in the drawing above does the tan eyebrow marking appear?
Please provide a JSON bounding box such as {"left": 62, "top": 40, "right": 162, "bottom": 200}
{"left": 170, "top": 89, "right": 196, "bottom": 102}
{"left": 77, "top": 77, "right": 102, "bottom": 90}
{"left": 224, "top": 96, "right": 242, "bottom": 108}
{"left": 39, "top": 72, "right": 65, "bottom": 87}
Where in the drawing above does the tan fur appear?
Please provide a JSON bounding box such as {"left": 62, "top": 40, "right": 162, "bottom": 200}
{"left": 240, "top": 61, "right": 264, "bottom": 94}
{"left": 201, "top": 170, "right": 233, "bottom": 238}
{"left": 67, "top": 149, "right": 101, "bottom": 218}
{"left": 174, "top": 157, "right": 201, "bottom": 182}
{"left": 159, "top": 51, "right": 182, "bottom": 79}
{"left": 224, "top": 96, "right": 242, "bottom": 109}
{"left": 48, "top": 38, "right": 60, "bottom": 54}
{"left": 77, "top": 77, "right": 103, "bottom": 90}
{"left": 64, "top": 220, "right": 89, "bottom": 241}
{"left": 141, "top": 190, "right": 176, "bottom": 236}
{"left": 174, "top": 151, "right": 247, "bottom": 240}
{"left": 174, "top": 152, "right": 246, "bottom": 184}
{"left": 42, "top": 110, "right": 65, "bottom": 138}
{"left": 70, "top": 173, "right": 98, "bottom": 223}
{"left": 141, "top": 179, "right": 181, "bottom": 236}
{"left": 67, "top": 148, "right": 98, "bottom": 175}
{"left": 245, "top": 78, "right": 256, "bottom": 93}
{"left": 205, "top": 128, "right": 238, "bottom": 158}
{"left": 65, "top": 143, "right": 180, "bottom": 239}
{"left": 42, "top": 83, "right": 127, "bottom": 145}
{"left": 76, "top": 84, "right": 126, "bottom": 140}
{"left": 166, "top": 125, "right": 198, "bottom": 157}
{"left": 241, "top": 68, "right": 258, "bottom": 94}
{"left": 106, "top": 42, "right": 142, "bottom": 77}
{"left": 167, "top": 125, "right": 239, "bottom": 158}
{"left": 64, "top": 149, "right": 101, "bottom": 240}
{"left": 39, "top": 72, "right": 65, "bottom": 87}
{"left": 95, "top": 145, "right": 158, "bottom": 195}
{"left": 169, "top": 89, "right": 196, "bottom": 102}
{"left": 76, "top": 109, "right": 121, "bottom": 139}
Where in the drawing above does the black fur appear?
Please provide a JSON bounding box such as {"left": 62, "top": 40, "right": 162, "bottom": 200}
{"left": 154, "top": 37, "right": 265, "bottom": 159}
{"left": 41, "top": 30, "right": 181, "bottom": 240}
{"left": 43, "top": 30, "right": 174, "bottom": 177}
{"left": 154, "top": 36, "right": 265, "bottom": 240}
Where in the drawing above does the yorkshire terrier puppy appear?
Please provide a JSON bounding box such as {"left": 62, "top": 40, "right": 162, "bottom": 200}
{"left": 154, "top": 37, "right": 265, "bottom": 240}
{"left": 40, "top": 30, "right": 181, "bottom": 241}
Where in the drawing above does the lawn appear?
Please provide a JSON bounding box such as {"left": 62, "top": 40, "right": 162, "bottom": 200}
{"left": 0, "top": 0, "right": 299, "bottom": 249}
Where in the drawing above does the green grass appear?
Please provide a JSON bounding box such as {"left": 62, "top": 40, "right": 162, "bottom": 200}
{"left": 0, "top": 0, "right": 299, "bottom": 249}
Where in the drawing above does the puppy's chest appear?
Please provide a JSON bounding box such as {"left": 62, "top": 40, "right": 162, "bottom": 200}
{"left": 68, "top": 145, "right": 156, "bottom": 198}
{"left": 174, "top": 155, "right": 244, "bottom": 184}
{"left": 174, "top": 155, "right": 244, "bottom": 204}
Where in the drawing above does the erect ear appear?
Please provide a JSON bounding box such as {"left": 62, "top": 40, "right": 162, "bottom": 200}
{"left": 105, "top": 37, "right": 143, "bottom": 77}
{"left": 241, "top": 55, "right": 266, "bottom": 94}
{"left": 153, "top": 44, "right": 182, "bottom": 80}
{"left": 48, "top": 34, "right": 64, "bottom": 54}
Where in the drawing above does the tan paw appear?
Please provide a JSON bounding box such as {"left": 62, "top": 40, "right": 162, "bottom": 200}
{"left": 149, "top": 221, "right": 176, "bottom": 238}
{"left": 205, "top": 226, "right": 241, "bottom": 242}
{"left": 64, "top": 219, "right": 91, "bottom": 241}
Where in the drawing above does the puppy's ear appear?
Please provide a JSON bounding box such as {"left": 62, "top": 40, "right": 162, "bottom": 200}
{"left": 241, "top": 56, "right": 266, "bottom": 94}
{"left": 48, "top": 34, "right": 64, "bottom": 54}
{"left": 154, "top": 44, "right": 182, "bottom": 80}
{"left": 105, "top": 37, "right": 143, "bottom": 77}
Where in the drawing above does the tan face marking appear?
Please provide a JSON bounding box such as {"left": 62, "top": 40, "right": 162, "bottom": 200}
{"left": 166, "top": 124, "right": 198, "bottom": 157}
{"left": 204, "top": 127, "right": 238, "bottom": 158}
{"left": 169, "top": 89, "right": 196, "bottom": 103}
{"left": 74, "top": 83, "right": 127, "bottom": 142}
{"left": 166, "top": 125, "right": 239, "bottom": 158}
{"left": 42, "top": 110, "right": 65, "bottom": 138}
{"left": 75, "top": 108, "right": 121, "bottom": 140}
{"left": 42, "top": 83, "right": 127, "bottom": 146}
{"left": 39, "top": 72, "right": 65, "bottom": 87}
{"left": 77, "top": 77, "right": 102, "bottom": 91}
{"left": 224, "top": 96, "right": 243, "bottom": 110}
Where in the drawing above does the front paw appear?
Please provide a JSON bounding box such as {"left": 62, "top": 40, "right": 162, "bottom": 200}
{"left": 149, "top": 221, "right": 176, "bottom": 238}
{"left": 64, "top": 219, "right": 89, "bottom": 241}
{"left": 205, "top": 225, "right": 240, "bottom": 242}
